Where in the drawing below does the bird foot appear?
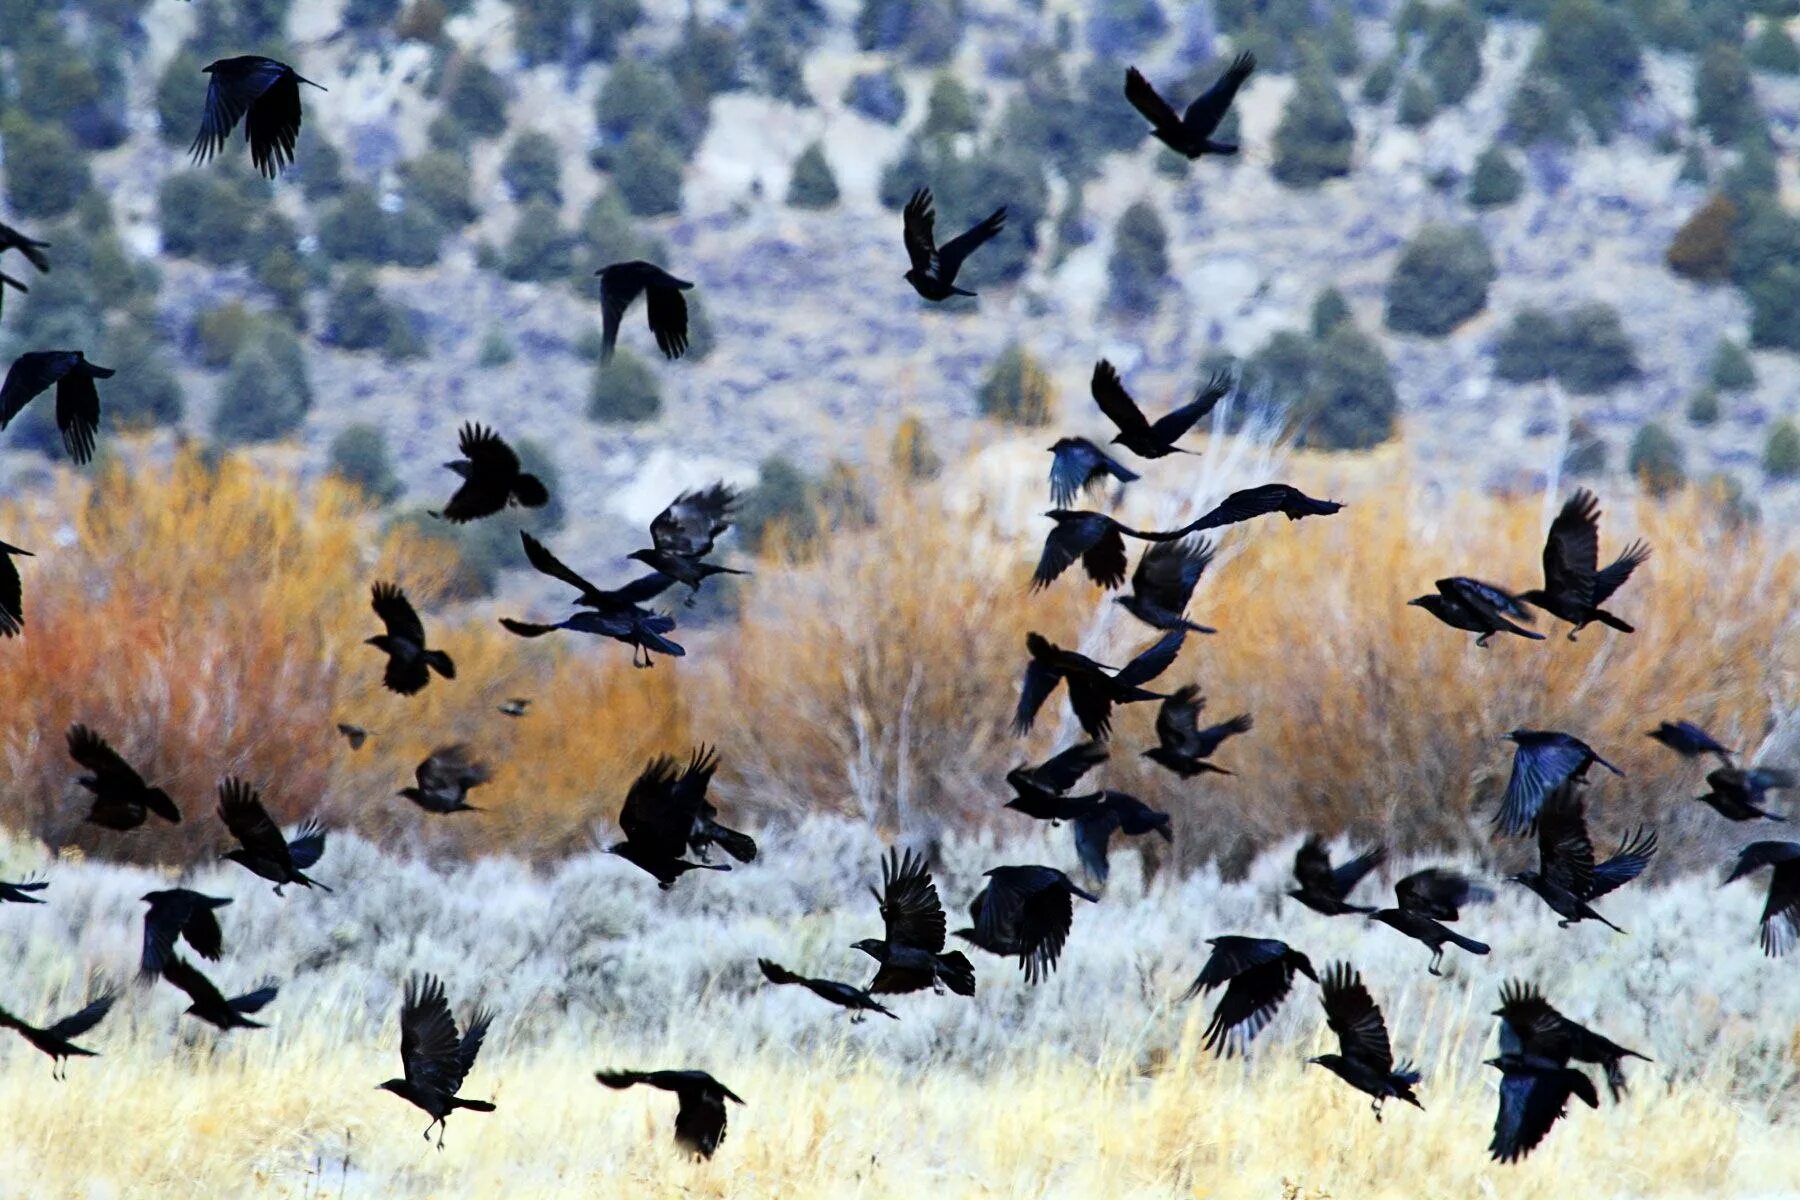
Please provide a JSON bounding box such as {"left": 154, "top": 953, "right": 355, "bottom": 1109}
{"left": 1566, "top": 631, "right": 1579, "bottom": 643}
{"left": 1475, "top": 635, "right": 1491, "bottom": 648}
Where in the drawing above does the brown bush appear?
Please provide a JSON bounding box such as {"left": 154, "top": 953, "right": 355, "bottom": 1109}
{"left": 1666, "top": 192, "right": 1737, "bottom": 282}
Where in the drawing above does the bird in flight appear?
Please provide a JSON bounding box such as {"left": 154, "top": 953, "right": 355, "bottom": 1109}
{"left": 1114, "top": 537, "right": 1218, "bottom": 634}
{"left": 1722, "top": 840, "right": 1800, "bottom": 956}
{"left": 139, "top": 888, "right": 231, "bottom": 976}
{"left": 962, "top": 865, "right": 1098, "bottom": 984}
{"left": 366, "top": 582, "right": 455, "bottom": 696}
{"left": 1032, "top": 510, "right": 1191, "bottom": 591}
{"left": 901, "top": 187, "right": 1006, "bottom": 301}
{"left": 336, "top": 722, "right": 369, "bottom": 750}
{"left": 1178, "top": 484, "right": 1344, "bottom": 533}
{"left": 1693, "top": 767, "right": 1792, "bottom": 822}
{"left": 1047, "top": 437, "right": 1139, "bottom": 509}
{"left": 0, "top": 350, "right": 113, "bottom": 464}
{"left": 1507, "top": 789, "right": 1656, "bottom": 933}
{"left": 216, "top": 778, "right": 331, "bottom": 894}
{"left": 68, "top": 725, "right": 181, "bottom": 831}
{"left": 595, "top": 260, "right": 692, "bottom": 362}
{"left": 158, "top": 956, "right": 279, "bottom": 1032}
{"left": 1306, "top": 962, "right": 1422, "bottom": 1120}
{"left": 0, "top": 986, "right": 116, "bottom": 1079}
{"left": 1493, "top": 979, "right": 1649, "bottom": 1102}
{"left": 852, "top": 848, "right": 975, "bottom": 996}
{"left": 757, "top": 959, "right": 896, "bottom": 1021}
{"left": 1089, "top": 361, "right": 1231, "bottom": 459}
{"left": 1072, "top": 791, "right": 1172, "bottom": 885}
{"left": 1494, "top": 729, "right": 1622, "bottom": 837}
{"left": 1484, "top": 1051, "right": 1599, "bottom": 1163}
{"left": 190, "top": 56, "right": 324, "bottom": 178}
{"left": 680, "top": 748, "right": 756, "bottom": 865}
{"left": 378, "top": 974, "right": 496, "bottom": 1149}
{"left": 399, "top": 745, "right": 492, "bottom": 815}
{"left": 1124, "top": 53, "right": 1256, "bottom": 159}
{"left": 1407, "top": 577, "right": 1542, "bottom": 647}
{"left": 1517, "top": 489, "right": 1650, "bottom": 641}
{"left": 0, "top": 221, "right": 50, "bottom": 323}
{"left": 1368, "top": 868, "right": 1492, "bottom": 975}
{"left": 1142, "top": 685, "right": 1251, "bottom": 778}
{"left": 595, "top": 1069, "right": 744, "bottom": 1159}
{"left": 1182, "top": 936, "right": 1316, "bottom": 1058}
{"left": 628, "top": 483, "right": 747, "bottom": 598}
{"left": 1013, "top": 630, "right": 1183, "bottom": 741}
{"left": 1004, "top": 741, "right": 1107, "bottom": 824}
{"left": 606, "top": 748, "right": 733, "bottom": 888}
{"left": 498, "top": 698, "right": 531, "bottom": 718}
{"left": 432, "top": 423, "right": 549, "bottom": 523}
{"left": 0, "top": 539, "right": 32, "bottom": 638}
{"left": 1645, "top": 719, "right": 1734, "bottom": 766}
{"left": 501, "top": 532, "right": 684, "bottom": 667}
{"left": 0, "top": 874, "right": 47, "bottom": 904}
{"left": 1287, "top": 836, "right": 1386, "bottom": 916}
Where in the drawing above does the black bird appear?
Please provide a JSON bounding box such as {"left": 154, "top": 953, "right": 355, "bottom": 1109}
{"left": 0, "top": 874, "right": 47, "bottom": 904}
{"left": 680, "top": 748, "right": 756, "bottom": 864}
{"left": 1495, "top": 730, "right": 1622, "bottom": 837}
{"left": 0, "top": 539, "right": 32, "bottom": 637}
{"left": 1306, "top": 963, "right": 1422, "bottom": 1120}
{"left": 68, "top": 725, "right": 181, "bottom": 830}
{"left": 606, "top": 749, "right": 732, "bottom": 888}
{"left": 399, "top": 745, "right": 491, "bottom": 815}
{"left": 851, "top": 848, "right": 975, "bottom": 996}
{"left": 901, "top": 187, "right": 1005, "bottom": 301}
{"left": 502, "top": 532, "right": 683, "bottom": 667}
{"left": 1004, "top": 741, "right": 1107, "bottom": 823}
{"left": 139, "top": 888, "right": 231, "bottom": 976}
{"left": 1142, "top": 685, "right": 1251, "bottom": 778}
{"left": 1508, "top": 793, "right": 1656, "bottom": 933}
{"left": 366, "top": 582, "right": 454, "bottom": 696}
{"left": 0, "top": 987, "right": 116, "bottom": 1079}
{"left": 1485, "top": 1053, "right": 1599, "bottom": 1163}
{"left": 627, "top": 484, "right": 747, "bottom": 597}
{"left": 0, "top": 221, "right": 49, "bottom": 322}
{"left": 1646, "top": 719, "right": 1735, "bottom": 765}
{"left": 336, "top": 722, "right": 369, "bottom": 750}
{"left": 1072, "top": 791, "right": 1172, "bottom": 885}
{"left": 1047, "top": 437, "right": 1139, "bottom": 508}
{"left": 498, "top": 698, "right": 531, "bottom": 718}
{"left": 1288, "top": 836, "right": 1387, "bottom": 916}
{"left": 1124, "top": 53, "right": 1256, "bottom": 159}
{"left": 216, "top": 778, "right": 330, "bottom": 894}
{"left": 159, "top": 955, "right": 278, "bottom": 1031}
{"left": 1517, "top": 489, "right": 1650, "bottom": 641}
{"left": 1695, "top": 767, "right": 1793, "bottom": 822}
{"left": 0, "top": 350, "right": 112, "bottom": 464}
{"left": 1181, "top": 936, "right": 1316, "bottom": 1058}
{"left": 757, "top": 959, "right": 896, "bottom": 1021}
{"left": 1407, "top": 577, "right": 1543, "bottom": 647}
{"left": 964, "top": 866, "right": 1097, "bottom": 984}
{"left": 190, "top": 56, "right": 324, "bottom": 178}
{"left": 1177, "top": 484, "right": 1344, "bottom": 535}
{"left": 1013, "top": 630, "right": 1183, "bottom": 741}
{"left": 1369, "top": 869, "right": 1491, "bottom": 975}
{"left": 1032, "top": 510, "right": 1190, "bottom": 591}
{"left": 595, "top": 1070, "right": 743, "bottom": 1159}
{"left": 1090, "top": 361, "right": 1230, "bottom": 460}
{"left": 1722, "top": 840, "right": 1800, "bottom": 956}
{"left": 951, "top": 892, "right": 1022, "bottom": 960}
{"left": 378, "top": 974, "right": 496, "bottom": 1149}
{"left": 1494, "top": 980, "right": 1649, "bottom": 1102}
{"left": 432, "top": 423, "right": 549, "bottom": 524}
{"left": 1114, "top": 537, "right": 1218, "bottom": 634}
{"left": 595, "top": 260, "right": 693, "bottom": 362}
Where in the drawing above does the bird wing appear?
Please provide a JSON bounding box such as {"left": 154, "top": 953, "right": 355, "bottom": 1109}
{"left": 1541, "top": 490, "right": 1602, "bottom": 609}
{"left": 607, "top": 572, "right": 679, "bottom": 606}
{"left": 1132, "top": 536, "right": 1212, "bottom": 613}
{"left": 55, "top": 368, "right": 103, "bottom": 465}
{"left": 1013, "top": 879, "right": 1076, "bottom": 985}
{"left": 285, "top": 819, "right": 328, "bottom": 870}
{"left": 1011, "top": 654, "right": 1061, "bottom": 736}
{"left": 1330, "top": 845, "right": 1387, "bottom": 897}
{"left": 1072, "top": 808, "right": 1120, "bottom": 883}
{"left": 518, "top": 532, "right": 602, "bottom": 599}
{"left": 877, "top": 848, "right": 946, "bottom": 953}
{"left": 1497, "top": 739, "right": 1592, "bottom": 836}
{"left": 217, "top": 778, "right": 293, "bottom": 866}
{"left": 1089, "top": 360, "right": 1153, "bottom": 439}
{"left": 1394, "top": 867, "right": 1486, "bottom": 920}
{"left": 159, "top": 955, "right": 231, "bottom": 1011}
{"left": 0, "top": 352, "right": 70, "bottom": 429}
{"left": 1191, "top": 936, "right": 1287, "bottom": 992}
{"left": 1185, "top": 484, "right": 1327, "bottom": 532}
{"left": 1155, "top": 685, "right": 1203, "bottom": 756}
{"left": 1147, "top": 369, "right": 1231, "bottom": 445}
{"left": 1536, "top": 800, "right": 1597, "bottom": 900}
{"left": 618, "top": 755, "right": 689, "bottom": 856}
{"left": 597, "top": 264, "right": 647, "bottom": 363}
{"left": 67, "top": 724, "right": 146, "bottom": 790}
{"left": 901, "top": 189, "right": 938, "bottom": 275}
{"left": 1079, "top": 525, "right": 1129, "bottom": 590}
{"left": 371, "top": 582, "right": 425, "bottom": 643}
{"left": 1291, "top": 836, "right": 1336, "bottom": 895}
{"left": 674, "top": 1087, "right": 731, "bottom": 1153}
{"left": 0, "top": 223, "right": 51, "bottom": 273}
{"left": 651, "top": 483, "right": 737, "bottom": 558}
{"left": 1491, "top": 1066, "right": 1597, "bottom": 1163}
{"left": 243, "top": 68, "right": 304, "bottom": 177}
{"left": 1494, "top": 981, "right": 1569, "bottom": 1062}
{"left": 1031, "top": 516, "right": 1097, "bottom": 590}
{"left": 1123, "top": 67, "right": 1185, "bottom": 139}
{"left": 190, "top": 59, "right": 282, "bottom": 164}
{"left": 1587, "top": 827, "right": 1656, "bottom": 900}
{"left": 450, "top": 1007, "right": 494, "bottom": 1094}
{"left": 1030, "top": 741, "right": 1108, "bottom": 793}
{"left": 673, "top": 745, "right": 721, "bottom": 826}
{"left": 1113, "top": 630, "right": 1184, "bottom": 690}
{"left": 1183, "top": 51, "right": 1256, "bottom": 137}
{"left": 1592, "top": 540, "right": 1650, "bottom": 607}
{"left": 400, "top": 974, "right": 464, "bottom": 1094}
{"left": 644, "top": 280, "right": 691, "bottom": 360}
{"left": 46, "top": 989, "right": 117, "bottom": 1040}
{"left": 1319, "top": 962, "right": 1394, "bottom": 1071}
{"left": 936, "top": 207, "right": 1006, "bottom": 277}
{"left": 1206, "top": 959, "right": 1297, "bottom": 1055}
{"left": 1440, "top": 577, "right": 1532, "bottom": 626}
{"left": 0, "top": 547, "right": 23, "bottom": 636}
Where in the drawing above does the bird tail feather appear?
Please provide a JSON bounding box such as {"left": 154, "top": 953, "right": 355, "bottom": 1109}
{"left": 706, "top": 822, "right": 758, "bottom": 863}
{"left": 1592, "top": 608, "right": 1635, "bottom": 633}
{"left": 425, "top": 650, "right": 456, "bottom": 679}
{"left": 937, "top": 951, "right": 976, "bottom": 996}
{"left": 454, "top": 1098, "right": 497, "bottom": 1113}
{"left": 1447, "top": 930, "right": 1490, "bottom": 955}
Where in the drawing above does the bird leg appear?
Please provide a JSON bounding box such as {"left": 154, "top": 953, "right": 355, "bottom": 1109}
{"left": 1427, "top": 948, "right": 1444, "bottom": 977}
{"left": 1566, "top": 630, "right": 1579, "bottom": 643}
{"left": 1475, "top": 633, "right": 1492, "bottom": 648}
{"left": 1371, "top": 1097, "right": 1385, "bottom": 1122}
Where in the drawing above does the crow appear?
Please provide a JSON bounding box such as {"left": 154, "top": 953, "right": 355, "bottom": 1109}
{"left": 1181, "top": 936, "right": 1316, "bottom": 1058}
{"left": 400, "top": 746, "right": 492, "bottom": 815}
{"left": 1013, "top": 630, "right": 1183, "bottom": 741}
{"left": 1646, "top": 720, "right": 1734, "bottom": 766}
{"left": 628, "top": 483, "right": 747, "bottom": 597}
{"left": 503, "top": 532, "right": 683, "bottom": 667}
{"left": 1508, "top": 792, "right": 1656, "bottom": 933}
{"left": 159, "top": 955, "right": 278, "bottom": 1031}
{"left": 1494, "top": 979, "right": 1650, "bottom": 1102}
{"left": 1047, "top": 437, "right": 1139, "bottom": 508}
{"left": 216, "top": 778, "right": 331, "bottom": 894}
{"left": 1288, "top": 836, "right": 1387, "bottom": 916}
{"left": 1178, "top": 484, "right": 1344, "bottom": 533}
{"left": 1486, "top": 1053, "right": 1600, "bottom": 1163}
{"left": 378, "top": 974, "right": 496, "bottom": 1149}
{"left": 681, "top": 747, "right": 756, "bottom": 864}
{"left": 1115, "top": 537, "right": 1217, "bottom": 634}
{"left": 1004, "top": 741, "right": 1108, "bottom": 823}
{"left": 595, "top": 260, "right": 693, "bottom": 361}
{"left": 498, "top": 698, "right": 531, "bottom": 718}
{"left": 431, "top": 423, "right": 549, "bottom": 523}
{"left": 1695, "top": 767, "right": 1792, "bottom": 822}
{"left": 1090, "top": 361, "right": 1231, "bottom": 460}
{"left": 366, "top": 582, "right": 455, "bottom": 696}
{"left": 1369, "top": 869, "right": 1491, "bottom": 975}
{"left": 1032, "top": 509, "right": 1191, "bottom": 591}
{"left": 951, "top": 891, "right": 1022, "bottom": 960}
{"left": 964, "top": 866, "right": 1098, "bottom": 984}
{"left": 0, "top": 221, "right": 49, "bottom": 322}
{"left": 1517, "top": 489, "right": 1650, "bottom": 641}
{"left": 139, "top": 888, "right": 231, "bottom": 976}
{"left": 852, "top": 848, "right": 975, "bottom": 996}
{"left": 756, "top": 959, "right": 896, "bottom": 1021}
{"left": 901, "top": 187, "right": 1005, "bottom": 301}
{"left": 68, "top": 725, "right": 181, "bottom": 830}
{"left": 336, "top": 722, "right": 369, "bottom": 750}
{"left": 1494, "top": 729, "right": 1622, "bottom": 837}
{"left": 0, "top": 350, "right": 112, "bottom": 464}
{"left": 606, "top": 748, "right": 732, "bottom": 888}
{"left": 1124, "top": 53, "right": 1256, "bottom": 158}
{"left": 1407, "top": 577, "right": 1543, "bottom": 647}
{"left": 0, "top": 874, "right": 47, "bottom": 904}
{"left": 595, "top": 1070, "right": 743, "bottom": 1159}
{"left": 1, "top": 539, "right": 32, "bottom": 637}
{"left": 1142, "top": 685, "right": 1251, "bottom": 778}
{"left": 1307, "top": 963, "right": 1422, "bottom": 1120}
{"left": 1721, "top": 840, "right": 1800, "bottom": 956}
{"left": 0, "top": 987, "right": 116, "bottom": 1079}
{"left": 1072, "top": 791, "right": 1172, "bottom": 885}
{"left": 190, "top": 56, "right": 325, "bottom": 178}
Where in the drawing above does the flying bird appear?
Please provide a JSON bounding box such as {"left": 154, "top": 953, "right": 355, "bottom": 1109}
{"left": 68, "top": 725, "right": 181, "bottom": 830}
{"left": 1047, "top": 437, "right": 1139, "bottom": 508}
{"left": 756, "top": 959, "right": 896, "bottom": 1021}
{"left": 595, "top": 1070, "right": 743, "bottom": 1159}
{"left": 1013, "top": 630, "right": 1183, "bottom": 741}
{"left": 901, "top": 187, "right": 1006, "bottom": 301}
{"left": 431, "top": 423, "right": 549, "bottom": 523}
{"left": 216, "top": 778, "right": 330, "bottom": 894}
{"left": 1369, "top": 869, "right": 1492, "bottom": 975}
{"left": 1646, "top": 720, "right": 1734, "bottom": 766}
{"left": 0, "top": 221, "right": 49, "bottom": 321}
{"left": 378, "top": 974, "right": 496, "bottom": 1148}
{"left": 190, "top": 56, "right": 324, "bottom": 177}
{"left": 1407, "top": 577, "right": 1542, "bottom": 647}
{"left": 1178, "top": 484, "right": 1344, "bottom": 534}
{"left": 366, "top": 582, "right": 455, "bottom": 696}
{"left": 606, "top": 748, "right": 733, "bottom": 888}
{"left": 1072, "top": 791, "right": 1172, "bottom": 884}
{"left": 1694, "top": 767, "right": 1792, "bottom": 822}
{"left": 1181, "top": 936, "right": 1316, "bottom": 1058}
{"left": 0, "top": 987, "right": 116, "bottom": 1079}
{"left": 158, "top": 956, "right": 278, "bottom": 1031}
{"left": 628, "top": 483, "right": 747, "bottom": 597}
{"left": 1494, "top": 979, "right": 1649, "bottom": 1102}
{"left": 502, "top": 532, "right": 683, "bottom": 667}
{"left": 1032, "top": 509, "right": 1190, "bottom": 591}
{"left": 0, "top": 350, "right": 112, "bottom": 464}
{"left": 1494, "top": 730, "right": 1622, "bottom": 837}
{"left": 964, "top": 866, "right": 1098, "bottom": 984}
{"left": 1114, "top": 536, "right": 1218, "bottom": 634}
{"left": 1721, "top": 840, "right": 1800, "bottom": 956}
{"left": 1306, "top": 962, "right": 1422, "bottom": 1120}
{"left": 595, "top": 260, "right": 693, "bottom": 362}
{"left": 336, "top": 722, "right": 368, "bottom": 750}
{"left": 1124, "top": 53, "right": 1256, "bottom": 158}
{"left": 1089, "top": 361, "right": 1231, "bottom": 460}
{"left": 1486, "top": 1053, "right": 1599, "bottom": 1163}
{"left": 1142, "top": 685, "right": 1251, "bottom": 778}
{"left": 1517, "top": 489, "right": 1650, "bottom": 641}
{"left": 139, "top": 888, "right": 231, "bottom": 976}
{"left": 0, "top": 539, "right": 32, "bottom": 637}
{"left": 498, "top": 698, "right": 531, "bottom": 717}
{"left": 399, "top": 745, "right": 492, "bottom": 815}
{"left": 1004, "top": 741, "right": 1107, "bottom": 823}
{"left": 0, "top": 874, "right": 47, "bottom": 904}
{"left": 1507, "top": 791, "right": 1656, "bottom": 933}
{"left": 1287, "top": 836, "right": 1387, "bottom": 916}
{"left": 852, "top": 848, "right": 975, "bottom": 996}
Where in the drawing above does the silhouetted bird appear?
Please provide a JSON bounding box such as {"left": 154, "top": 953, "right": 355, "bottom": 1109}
{"left": 1032, "top": 509, "right": 1190, "bottom": 590}
{"left": 0, "top": 539, "right": 31, "bottom": 637}
{"left": 1508, "top": 792, "right": 1656, "bottom": 933}
{"left": 1307, "top": 962, "right": 1422, "bottom": 1120}
{"left": 1004, "top": 741, "right": 1107, "bottom": 823}
{"left": 681, "top": 748, "right": 756, "bottom": 864}
{"left": 217, "top": 778, "right": 330, "bottom": 894}
{"left": 757, "top": 959, "right": 896, "bottom": 1021}
{"left": 1115, "top": 537, "right": 1217, "bottom": 633}
{"left": 1072, "top": 791, "right": 1172, "bottom": 884}
{"left": 1143, "top": 685, "right": 1251, "bottom": 778}
{"left": 1407, "top": 577, "right": 1542, "bottom": 647}
{"left": 595, "top": 1070, "right": 743, "bottom": 1159}
{"left": 498, "top": 698, "right": 531, "bottom": 717}
{"left": 1494, "top": 980, "right": 1649, "bottom": 1102}
{"left": 1485, "top": 1053, "right": 1598, "bottom": 1163}
{"left": 140, "top": 888, "right": 231, "bottom": 975}
{"left": 0, "top": 221, "right": 49, "bottom": 321}
{"left": 1722, "top": 840, "right": 1800, "bottom": 956}
{"left": 336, "top": 722, "right": 368, "bottom": 750}
{"left": 0, "top": 874, "right": 47, "bottom": 904}
{"left": 595, "top": 260, "right": 692, "bottom": 361}
{"left": 628, "top": 483, "right": 747, "bottom": 596}
{"left": 0, "top": 350, "right": 112, "bottom": 464}
{"left": 901, "top": 187, "right": 1005, "bottom": 300}
{"left": 1646, "top": 719, "right": 1734, "bottom": 766}
{"left": 1182, "top": 936, "right": 1316, "bottom": 1057}
{"left": 366, "top": 582, "right": 454, "bottom": 695}
{"left": 159, "top": 955, "right": 278, "bottom": 1031}
{"left": 952, "top": 891, "right": 1022, "bottom": 960}
{"left": 1089, "top": 361, "right": 1231, "bottom": 460}
{"left": 0, "top": 987, "right": 115, "bottom": 1079}
{"left": 1047, "top": 437, "right": 1139, "bottom": 508}
{"left": 1013, "top": 630, "right": 1183, "bottom": 741}
{"left": 1288, "top": 836, "right": 1387, "bottom": 916}
{"left": 1179, "top": 484, "right": 1344, "bottom": 533}
{"left": 502, "top": 532, "right": 683, "bottom": 667}
{"left": 378, "top": 974, "right": 495, "bottom": 1148}
{"left": 68, "top": 725, "right": 181, "bottom": 830}
{"left": 1369, "top": 869, "right": 1491, "bottom": 975}
{"left": 1124, "top": 53, "right": 1256, "bottom": 158}
{"left": 965, "top": 866, "right": 1097, "bottom": 984}
{"left": 399, "top": 745, "right": 491, "bottom": 815}
{"left": 190, "top": 56, "right": 323, "bottom": 177}
{"left": 852, "top": 848, "right": 975, "bottom": 996}
{"left": 1495, "top": 730, "right": 1622, "bottom": 837}
{"left": 1695, "top": 767, "right": 1792, "bottom": 822}
{"left": 431, "top": 423, "right": 549, "bottom": 523}
{"left": 1517, "top": 489, "right": 1650, "bottom": 641}
{"left": 606, "top": 748, "right": 732, "bottom": 888}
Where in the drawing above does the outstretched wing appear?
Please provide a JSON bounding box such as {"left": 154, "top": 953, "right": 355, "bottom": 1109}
{"left": 1114, "top": 630, "right": 1184, "bottom": 690}
{"left": 645, "top": 281, "right": 690, "bottom": 360}
{"left": 1030, "top": 741, "right": 1108, "bottom": 794}
{"left": 399, "top": 974, "right": 464, "bottom": 1093}
{"left": 1183, "top": 51, "right": 1256, "bottom": 139}
{"left": 46, "top": 989, "right": 117, "bottom": 1040}
{"left": 55, "top": 369, "right": 103, "bottom": 465}
{"left": 191, "top": 60, "right": 283, "bottom": 165}
{"left": 0, "top": 352, "right": 70, "bottom": 430}
{"left": 371, "top": 582, "right": 425, "bottom": 644}
{"left": 618, "top": 755, "right": 688, "bottom": 856}
{"left": 1541, "top": 490, "right": 1602, "bottom": 609}
{"left": 1587, "top": 827, "right": 1656, "bottom": 900}
{"left": 1123, "top": 67, "right": 1184, "bottom": 139}
{"left": 518, "top": 532, "right": 601, "bottom": 599}
{"left": 1536, "top": 800, "right": 1597, "bottom": 900}
{"left": 1011, "top": 649, "right": 1061, "bottom": 736}
{"left": 651, "top": 483, "right": 737, "bottom": 558}
{"left": 1185, "top": 484, "right": 1341, "bottom": 532}
{"left": 1319, "top": 962, "right": 1393, "bottom": 1071}
{"left": 936, "top": 207, "right": 1006, "bottom": 277}
{"left": 1146, "top": 368, "right": 1231, "bottom": 445}
{"left": 67, "top": 724, "right": 146, "bottom": 790}
{"left": 901, "top": 189, "right": 938, "bottom": 275}
{"left": 217, "top": 778, "right": 293, "bottom": 865}
{"left": 877, "top": 848, "right": 946, "bottom": 953}
{"left": 1592, "top": 540, "right": 1651, "bottom": 607}
{"left": 1497, "top": 739, "right": 1593, "bottom": 837}
{"left": 597, "top": 262, "right": 650, "bottom": 363}
{"left": 243, "top": 69, "right": 304, "bottom": 178}
{"left": 1090, "top": 360, "right": 1152, "bottom": 440}
{"left": 1131, "top": 536, "right": 1212, "bottom": 613}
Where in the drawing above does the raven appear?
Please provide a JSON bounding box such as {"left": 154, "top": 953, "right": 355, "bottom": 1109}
{"left": 1288, "top": 836, "right": 1387, "bottom": 916}
{"left": 0, "top": 350, "right": 112, "bottom": 464}
{"left": 627, "top": 483, "right": 747, "bottom": 597}
{"left": 595, "top": 260, "right": 693, "bottom": 361}
{"left": 1485, "top": 1053, "right": 1599, "bottom": 1163}
{"left": 1517, "top": 489, "right": 1650, "bottom": 641}
{"left": 1495, "top": 730, "right": 1622, "bottom": 837}
{"left": 1004, "top": 741, "right": 1107, "bottom": 823}
{"left": 1694, "top": 767, "right": 1792, "bottom": 822}
{"left": 852, "top": 848, "right": 974, "bottom": 996}
{"left": 0, "top": 539, "right": 32, "bottom": 637}
{"left": 366, "top": 582, "right": 455, "bottom": 696}
{"left": 964, "top": 866, "right": 1097, "bottom": 984}
{"left": 217, "top": 778, "right": 331, "bottom": 894}
{"left": 1142, "top": 685, "right": 1251, "bottom": 778}
{"left": 1047, "top": 437, "right": 1139, "bottom": 508}
{"left": 1124, "top": 53, "right": 1256, "bottom": 158}
{"left": 1181, "top": 936, "right": 1316, "bottom": 1058}
{"left": 378, "top": 974, "right": 496, "bottom": 1148}
{"left": 1369, "top": 869, "right": 1491, "bottom": 975}
{"left": 68, "top": 725, "right": 181, "bottom": 830}
{"left": 190, "top": 56, "right": 324, "bottom": 177}
{"left": 1307, "top": 962, "right": 1422, "bottom": 1120}
{"left": 1494, "top": 979, "right": 1649, "bottom": 1102}
{"left": 1089, "top": 361, "right": 1231, "bottom": 459}
{"left": 432, "top": 423, "right": 549, "bottom": 523}
{"left": 1033, "top": 509, "right": 1190, "bottom": 590}
{"left": 1722, "top": 840, "right": 1800, "bottom": 956}
{"left": 757, "top": 959, "right": 896, "bottom": 1021}
{"left": 1508, "top": 792, "right": 1656, "bottom": 933}
{"left": 159, "top": 956, "right": 278, "bottom": 1031}
{"left": 606, "top": 748, "right": 732, "bottom": 888}
{"left": 1646, "top": 719, "right": 1734, "bottom": 765}
{"left": 0, "top": 987, "right": 116, "bottom": 1079}
{"left": 502, "top": 532, "right": 683, "bottom": 667}
{"left": 901, "top": 187, "right": 1005, "bottom": 300}
{"left": 399, "top": 745, "right": 491, "bottom": 814}
{"left": 139, "top": 888, "right": 231, "bottom": 976}
{"left": 1072, "top": 791, "right": 1172, "bottom": 884}
{"left": 1407, "top": 577, "right": 1542, "bottom": 647}
{"left": 595, "top": 1070, "right": 743, "bottom": 1159}
{"left": 1115, "top": 537, "right": 1217, "bottom": 634}
{"left": 1178, "top": 484, "right": 1343, "bottom": 533}
{"left": 1013, "top": 630, "right": 1183, "bottom": 740}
